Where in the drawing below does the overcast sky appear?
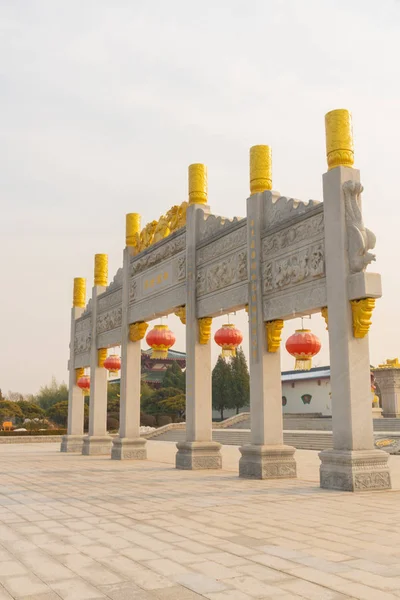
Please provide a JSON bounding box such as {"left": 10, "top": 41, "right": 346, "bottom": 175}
{"left": 1, "top": 0, "right": 400, "bottom": 395}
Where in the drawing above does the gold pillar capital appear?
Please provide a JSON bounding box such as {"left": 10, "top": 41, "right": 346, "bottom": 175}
{"left": 250, "top": 145, "right": 272, "bottom": 194}
{"left": 129, "top": 321, "right": 148, "bottom": 342}
{"left": 73, "top": 277, "right": 86, "bottom": 308}
{"left": 188, "top": 163, "right": 208, "bottom": 204}
{"left": 265, "top": 319, "right": 284, "bottom": 353}
{"left": 98, "top": 348, "right": 107, "bottom": 368}
{"left": 351, "top": 298, "right": 375, "bottom": 338}
{"left": 75, "top": 367, "right": 85, "bottom": 383}
{"left": 325, "top": 109, "right": 354, "bottom": 170}
{"left": 94, "top": 254, "right": 108, "bottom": 287}
{"left": 321, "top": 307, "right": 329, "bottom": 330}
{"left": 126, "top": 213, "right": 141, "bottom": 250}
{"left": 198, "top": 317, "right": 212, "bottom": 344}
{"left": 174, "top": 306, "right": 186, "bottom": 325}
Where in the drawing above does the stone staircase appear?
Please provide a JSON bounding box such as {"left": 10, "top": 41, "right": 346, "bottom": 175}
{"left": 145, "top": 426, "right": 333, "bottom": 449}
{"left": 217, "top": 414, "right": 400, "bottom": 433}
{"left": 145, "top": 423, "right": 400, "bottom": 450}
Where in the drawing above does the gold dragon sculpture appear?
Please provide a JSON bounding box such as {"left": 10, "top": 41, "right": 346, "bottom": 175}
{"left": 132, "top": 201, "right": 188, "bottom": 255}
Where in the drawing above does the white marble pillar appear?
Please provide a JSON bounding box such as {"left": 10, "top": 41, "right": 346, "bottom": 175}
{"left": 82, "top": 279, "right": 112, "bottom": 455}
{"left": 175, "top": 201, "right": 222, "bottom": 469}
{"left": 61, "top": 305, "right": 85, "bottom": 452}
{"left": 239, "top": 191, "right": 296, "bottom": 479}
{"left": 112, "top": 247, "right": 146, "bottom": 460}
{"left": 319, "top": 166, "right": 391, "bottom": 491}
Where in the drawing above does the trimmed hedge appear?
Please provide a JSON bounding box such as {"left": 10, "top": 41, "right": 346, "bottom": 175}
{"left": 0, "top": 429, "right": 67, "bottom": 437}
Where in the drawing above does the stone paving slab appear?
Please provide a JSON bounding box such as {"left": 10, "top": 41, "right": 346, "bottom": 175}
{"left": 0, "top": 442, "right": 400, "bottom": 599}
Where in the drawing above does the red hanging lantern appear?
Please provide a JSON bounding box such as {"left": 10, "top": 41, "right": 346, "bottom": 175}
{"left": 77, "top": 375, "right": 90, "bottom": 396}
{"left": 103, "top": 354, "right": 121, "bottom": 376}
{"left": 214, "top": 323, "right": 243, "bottom": 358}
{"left": 285, "top": 329, "right": 321, "bottom": 371}
{"left": 146, "top": 324, "right": 176, "bottom": 359}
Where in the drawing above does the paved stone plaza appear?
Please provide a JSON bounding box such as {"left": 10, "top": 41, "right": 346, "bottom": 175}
{"left": 1, "top": 443, "right": 400, "bottom": 600}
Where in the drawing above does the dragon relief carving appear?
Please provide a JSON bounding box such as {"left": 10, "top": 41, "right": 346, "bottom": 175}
{"left": 262, "top": 213, "right": 324, "bottom": 258}
{"left": 97, "top": 288, "right": 123, "bottom": 312}
{"left": 177, "top": 256, "right": 186, "bottom": 280}
{"left": 263, "top": 243, "right": 325, "bottom": 293}
{"left": 197, "top": 225, "right": 247, "bottom": 265}
{"left": 343, "top": 180, "right": 376, "bottom": 273}
{"left": 130, "top": 233, "right": 185, "bottom": 276}
{"left": 129, "top": 280, "right": 137, "bottom": 302}
{"left": 74, "top": 317, "right": 91, "bottom": 354}
{"left": 197, "top": 251, "right": 247, "bottom": 296}
{"left": 97, "top": 307, "right": 122, "bottom": 334}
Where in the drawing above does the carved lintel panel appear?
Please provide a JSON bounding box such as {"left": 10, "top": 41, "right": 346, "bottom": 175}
{"left": 263, "top": 242, "right": 325, "bottom": 294}
{"left": 351, "top": 298, "right": 376, "bottom": 339}
{"left": 343, "top": 181, "right": 376, "bottom": 273}
{"left": 97, "top": 307, "right": 122, "bottom": 334}
{"left": 97, "top": 288, "right": 123, "bottom": 312}
{"left": 74, "top": 317, "right": 91, "bottom": 354}
{"left": 197, "top": 224, "right": 246, "bottom": 266}
{"left": 198, "top": 317, "right": 212, "bottom": 344}
{"left": 262, "top": 212, "right": 324, "bottom": 256}
{"left": 197, "top": 250, "right": 247, "bottom": 297}
{"left": 265, "top": 320, "right": 284, "bottom": 353}
{"left": 177, "top": 257, "right": 186, "bottom": 281}
{"left": 263, "top": 281, "right": 327, "bottom": 322}
{"left": 130, "top": 233, "right": 185, "bottom": 277}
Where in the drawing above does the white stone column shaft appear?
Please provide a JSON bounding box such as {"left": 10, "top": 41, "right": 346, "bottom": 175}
{"left": 239, "top": 191, "right": 296, "bottom": 479}
{"left": 111, "top": 247, "right": 146, "bottom": 460}
{"left": 61, "top": 306, "right": 85, "bottom": 452}
{"left": 175, "top": 203, "right": 222, "bottom": 469}
{"left": 82, "top": 285, "right": 112, "bottom": 455}
{"left": 319, "top": 166, "right": 390, "bottom": 491}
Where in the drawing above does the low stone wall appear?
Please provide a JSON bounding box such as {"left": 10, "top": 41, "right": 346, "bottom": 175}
{"left": 0, "top": 436, "right": 63, "bottom": 444}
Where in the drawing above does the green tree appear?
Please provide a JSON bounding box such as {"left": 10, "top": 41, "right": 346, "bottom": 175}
{"left": 142, "top": 386, "right": 183, "bottom": 418}
{"left": 159, "top": 393, "right": 186, "bottom": 419}
{"left": 34, "top": 378, "right": 68, "bottom": 410}
{"left": 0, "top": 401, "right": 23, "bottom": 423}
{"left": 140, "top": 382, "right": 154, "bottom": 404}
{"left": 212, "top": 356, "right": 232, "bottom": 420}
{"left": 230, "top": 347, "right": 250, "bottom": 414}
{"left": 47, "top": 401, "right": 88, "bottom": 427}
{"left": 162, "top": 362, "right": 185, "bottom": 392}
{"left": 16, "top": 400, "right": 45, "bottom": 421}
{"left": 107, "top": 382, "right": 120, "bottom": 414}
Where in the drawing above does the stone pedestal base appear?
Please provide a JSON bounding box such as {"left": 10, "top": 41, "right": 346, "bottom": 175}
{"left": 239, "top": 444, "right": 297, "bottom": 479}
{"left": 372, "top": 407, "right": 383, "bottom": 418}
{"left": 176, "top": 441, "right": 222, "bottom": 470}
{"left": 111, "top": 437, "right": 147, "bottom": 460}
{"left": 319, "top": 449, "right": 391, "bottom": 491}
{"left": 82, "top": 435, "right": 112, "bottom": 456}
{"left": 60, "top": 434, "right": 84, "bottom": 453}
